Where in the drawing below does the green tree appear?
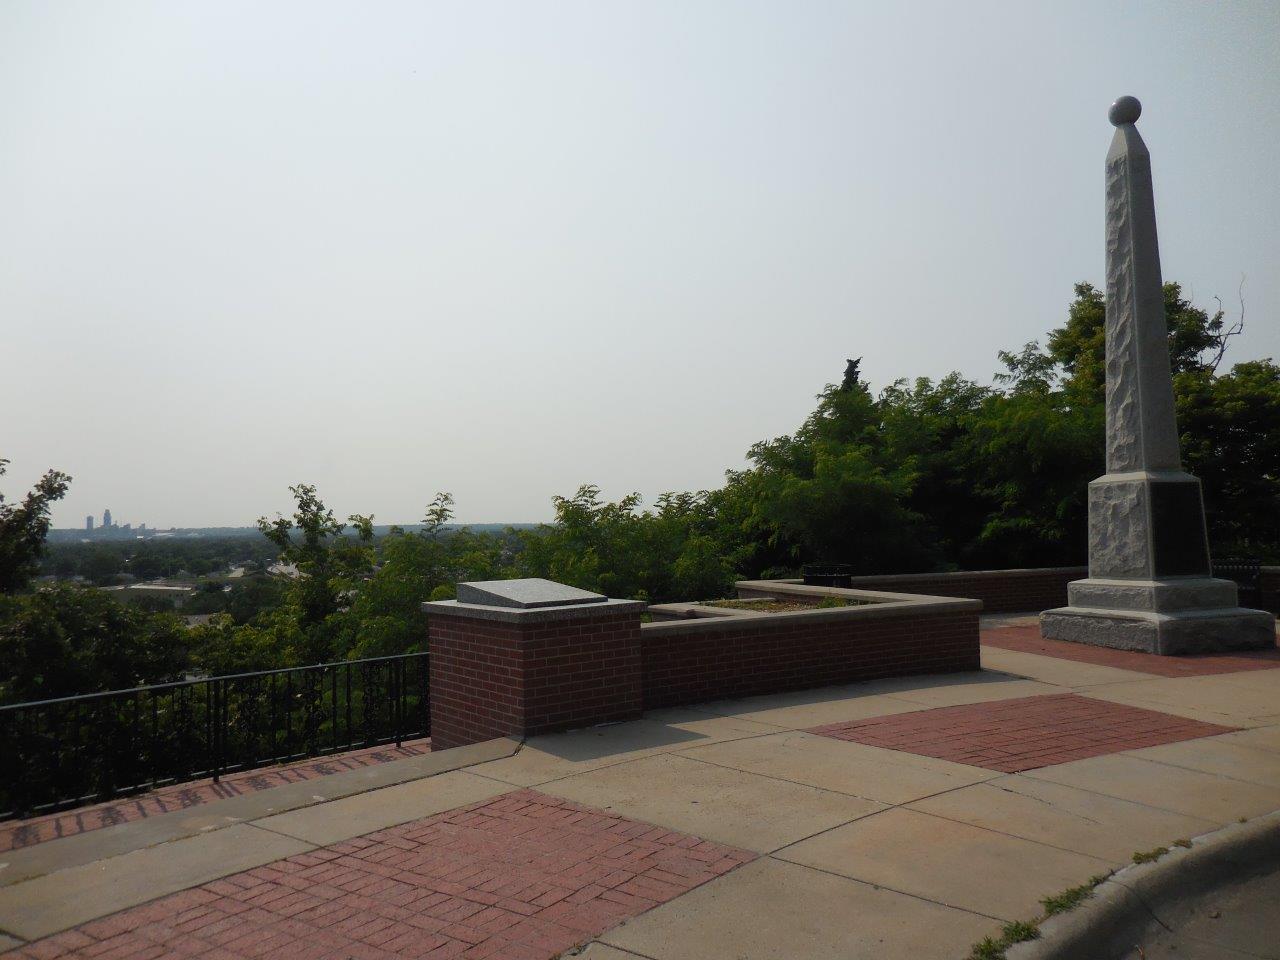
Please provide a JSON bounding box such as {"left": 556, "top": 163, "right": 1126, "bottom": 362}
{"left": 516, "top": 485, "right": 734, "bottom": 601}
{"left": 1177, "top": 359, "right": 1280, "bottom": 557}
{"left": 186, "top": 615, "right": 283, "bottom": 675}
{"left": 716, "top": 280, "right": 1276, "bottom": 573}
{"left": 342, "top": 495, "right": 454, "bottom": 659}
{"left": 1043, "top": 281, "right": 1232, "bottom": 406}
{"left": 0, "top": 585, "right": 188, "bottom": 703}
{"left": 729, "top": 379, "right": 941, "bottom": 574}
{"left": 259, "top": 485, "right": 373, "bottom": 627}
{"left": 0, "top": 459, "right": 71, "bottom": 593}
{"left": 83, "top": 547, "right": 125, "bottom": 586}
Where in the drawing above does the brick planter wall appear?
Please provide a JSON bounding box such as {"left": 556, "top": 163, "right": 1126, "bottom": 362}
{"left": 640, "top": 606, "right": 980, "bottom": 711}
{"left": 738, "top": 567, "right": 1088, "bottom": 614}
{"left": 426, "top": 606, "right": 642, "bottom": 751}
{"left": 426, "top": 589, "right": 980, "bottom": 749}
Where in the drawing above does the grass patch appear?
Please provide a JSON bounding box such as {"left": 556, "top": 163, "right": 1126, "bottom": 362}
{"left": 1132, "top": 846, "right": 1168, "bottom": 864}
{"left": 816, "top": 596, "right": 853, "bottom": 608}
{"left": 1173, "top": 838, "right": 1192, "bottom": 849}
{"left": 969, "top": 873, "right": 1114, "bottom": 958}
{"left": 1040, "top": 873, "right": 1111, "bottom": 916}
{"left": 968, "top": 921, "right": 1040, "bottom": 960}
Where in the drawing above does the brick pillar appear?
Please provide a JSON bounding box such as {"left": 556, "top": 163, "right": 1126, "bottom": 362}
{"left": 423, "top": 579, "right": 644, "bottom": 750}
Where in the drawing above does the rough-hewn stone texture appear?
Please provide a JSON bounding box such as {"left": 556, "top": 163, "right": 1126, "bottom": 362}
{"left": 1042, "top": 97, "right": 1276, "bottom": 653}
{"left": 1042, "top": 608, "right": 1274, "bottom": 655}
{"left": 1103, "top": 118, "right": 1182, "bottom": 474}
{"left": 1087, "top": 480, "right": 1152, "bottom": 579}
{"left": 1068, "top": 578, "right": 1238, "bottom": 612}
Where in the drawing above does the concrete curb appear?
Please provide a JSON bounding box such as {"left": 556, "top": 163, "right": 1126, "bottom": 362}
{"left": 1006, "top": 810, "right": 1280, "bottom": 960}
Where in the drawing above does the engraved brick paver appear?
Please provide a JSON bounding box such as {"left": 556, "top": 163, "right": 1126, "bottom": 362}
{"left": 0, "top": 790, "right": 754, "bottom": 960}
{"left": 0, "top": 741, "right": 431, "bottom": 853}
{"left": 982, "top": 623, "right": 1280, "bottom": 677}
{"left": 808, "top": 693, "right": 1237, "bottom": 772}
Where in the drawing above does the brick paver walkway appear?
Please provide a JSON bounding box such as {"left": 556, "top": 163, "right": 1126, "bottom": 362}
{"left": 809, "top": 693, "right": 1236, "bottom": 772}
{"left": 0, "top": 740, "right": 430, "bottom": 853}
{"left": 982, "top": 624, "right": 1280, "bottom": 677}
{"left": 0, "top": 789, "right": 754, "bottom": 960}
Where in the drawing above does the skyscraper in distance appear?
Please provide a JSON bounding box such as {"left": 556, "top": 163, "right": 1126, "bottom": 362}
{"left": 86, "top": 515, "right": 94, "bottom": 531}
{"left": 103, "top": 508, "right": 113, "bottom": 528}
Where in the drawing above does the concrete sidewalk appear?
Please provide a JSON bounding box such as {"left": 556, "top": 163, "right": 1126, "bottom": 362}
{"left": 1, "top": 618, "right": 1278, "bottom": 960}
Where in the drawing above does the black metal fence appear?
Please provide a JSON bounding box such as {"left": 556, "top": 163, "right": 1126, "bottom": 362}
{"left": 0, "top": 653, "right": 429, "bottom": 820}
{"left": 1213, "top": 557, "right": 1262, "bottom": 608}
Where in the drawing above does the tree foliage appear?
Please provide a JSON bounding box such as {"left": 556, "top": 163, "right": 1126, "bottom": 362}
{"left": 515, "top": 485, "right": 734, "bottom": 602}
{"left": 719, "top": 281, "right": 1273, "bottom": 573}
{"left": 0, "top": 460, "right": 71, "bottom": 593}
{"left": 0, "top": 585, "right": 187, "bottom": 703}
{"left": 3, "top": 278, "right": 1278, "bottom": 701}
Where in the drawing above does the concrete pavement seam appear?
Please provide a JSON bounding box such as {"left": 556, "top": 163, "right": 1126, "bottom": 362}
{"left": 762, "top": 854, "right": 1010, "bottom": 923}
{"left": 666, "top": 741, "right": 1002, "bottom": 807}
{"left": 1016, "top": 758, "right": 1265, "bottom": 822}
{"left": 589, "top": 935, "right": 665, "bottom": 959}
{"left": 1134, "top": 760, "right": 1280, "bottom": 791}
{"left": 463, "top": 727, "right": 790, "bottom": 789}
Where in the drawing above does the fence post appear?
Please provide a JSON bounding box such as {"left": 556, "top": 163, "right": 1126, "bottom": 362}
{"left": 394, "top": 658, "right": 403, "bottom": 748}
{"left": 212, "top": 679, "right": 222, "bottom": 783}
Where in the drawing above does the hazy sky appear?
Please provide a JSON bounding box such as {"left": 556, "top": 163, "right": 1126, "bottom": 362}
{"left": 3, "top": 1, "right": 1278, "bottom": 529}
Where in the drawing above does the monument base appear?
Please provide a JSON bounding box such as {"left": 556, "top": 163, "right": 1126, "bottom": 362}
{"left": 1041, "top": 598, "right": 1274, "bottom": 657}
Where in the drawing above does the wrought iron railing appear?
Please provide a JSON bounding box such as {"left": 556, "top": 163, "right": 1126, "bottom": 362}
{"left": 1213, "top": 557, "right": 1262, "bottom": 607}
{"left": 0, "top": 652, "right": 429, "bottom": 820}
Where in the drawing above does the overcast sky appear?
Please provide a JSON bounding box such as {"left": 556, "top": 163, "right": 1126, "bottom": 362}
{"left": 3, "top": 1, "right": 1278, "bottom": 529}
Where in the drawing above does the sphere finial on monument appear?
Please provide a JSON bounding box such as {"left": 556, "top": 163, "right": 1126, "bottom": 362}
{"left": 1109, "top": 95, "right": 1142, "bottom": 126}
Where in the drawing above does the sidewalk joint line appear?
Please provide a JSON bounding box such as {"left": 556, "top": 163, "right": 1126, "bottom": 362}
{"left": 468, "top": 727, "right": 789, "bottom": 790}
{"left": 594, "top": 936, "right": 665, "bottom": 960}
{"left": 1017, "top": 762, "right": 1259, "bottom": 821}
{"left": 892, "top": 801, "right": 1135, "bottom": 864}
{"left": 1123, "top": 753, "right": 1280, "bottom": 790}
{"left": 670, "top": 750, "right": 896, "bottom": 804}
{"left": 765, "top": 854, "right": 1009, "bottom": 924}
{"left": 766, "top": 776, "right": 1004, "bottom": 856}
{"left": 239, "top": 821, "right": 319, "bottom": 847}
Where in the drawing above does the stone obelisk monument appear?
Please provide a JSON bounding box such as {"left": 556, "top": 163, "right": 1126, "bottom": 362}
{"left": 1040, "top": 96, "right": 1274, "bottom": 654}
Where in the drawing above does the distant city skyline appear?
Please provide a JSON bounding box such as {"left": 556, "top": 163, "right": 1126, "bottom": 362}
{"left": 69, "top": 507, "right": 150, "bottom": 537}
{"left": 3, "top": 2, "right": 1278, "bottom": 529}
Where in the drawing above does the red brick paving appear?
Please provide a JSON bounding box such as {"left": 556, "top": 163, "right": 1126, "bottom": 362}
{"left": 809, "top": 693, "right": 1237, "bottom": 772}
{"left": 0, "top": 789, "right": 754, "bottom": 960}
{"left": 982, "top": 623, "right": 1280, "bottom": 677}
{"left": 0, "top": 740, "right": 430, "bottom": 853}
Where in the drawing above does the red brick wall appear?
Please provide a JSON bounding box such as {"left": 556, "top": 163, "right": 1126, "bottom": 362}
{"left": 428, "top": 611, "right": 642, "bottom": 750}
{"left": 640, "top": 611, "right": 980, "bottom": 711}
{"left": 836, "top": 568, "right": 1086, "bottom": 613}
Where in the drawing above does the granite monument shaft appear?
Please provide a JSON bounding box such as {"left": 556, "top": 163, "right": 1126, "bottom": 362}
{"left": 1040, "top": 96, "right": 1273, "bottom": 654}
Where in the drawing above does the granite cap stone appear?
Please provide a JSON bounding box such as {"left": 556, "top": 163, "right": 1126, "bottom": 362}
{"left": 425, "top": 578, "right": 644, "bottom": 624}
{"left": 456, "top": 578, "right": 607, "bottom": 609}
{"left": 422, "top": 596, "right": 644, "bottom": 624}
